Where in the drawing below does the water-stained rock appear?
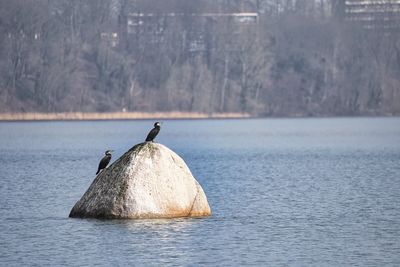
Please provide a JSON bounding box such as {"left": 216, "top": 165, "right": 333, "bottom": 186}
{"left": 69, "top": 142, "right": 211, "bottom": 219}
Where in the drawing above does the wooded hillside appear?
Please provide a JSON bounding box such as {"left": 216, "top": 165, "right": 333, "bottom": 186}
{"left": 1, "top": 0, "right": 399, "bottom": 116}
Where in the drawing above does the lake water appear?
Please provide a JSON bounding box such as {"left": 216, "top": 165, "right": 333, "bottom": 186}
{"left": 0, "top": 118, "right": 400, "bottom": 266}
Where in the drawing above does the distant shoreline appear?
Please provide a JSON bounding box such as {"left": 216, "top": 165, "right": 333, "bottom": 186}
{"left": 0, "top": 112, "right": 251, "bottom": 121}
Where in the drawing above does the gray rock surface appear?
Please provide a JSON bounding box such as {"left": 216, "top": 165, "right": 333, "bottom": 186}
{"left": 69, "top": 142, "right": 211, "bottom": 219}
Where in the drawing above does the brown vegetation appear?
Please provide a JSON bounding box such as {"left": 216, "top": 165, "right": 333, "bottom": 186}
{"left": 0, "top": 112, "right": 250, "bottom": 121}
{"left": 0, "top": 0, "right": 399, "bottom": 116}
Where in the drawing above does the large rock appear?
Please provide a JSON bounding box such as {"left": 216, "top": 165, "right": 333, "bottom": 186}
{"left": 69, "top": 142, "right": 211, "bottom": 219}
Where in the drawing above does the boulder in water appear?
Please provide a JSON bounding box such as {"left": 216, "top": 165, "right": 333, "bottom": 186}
{"left": 69, "top": 142, "right": 211, "bottom": 219}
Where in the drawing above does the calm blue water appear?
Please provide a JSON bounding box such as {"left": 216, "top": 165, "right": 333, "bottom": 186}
{"left": 0, "top": 118, "right": 400, "bottom": 266}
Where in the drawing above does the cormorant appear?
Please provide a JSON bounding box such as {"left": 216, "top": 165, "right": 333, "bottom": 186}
{"left": 96, "top": 150, "right": 113, "bottom": 174}
{"left": 145, "top": 122, "right": 161, "bottom": 142}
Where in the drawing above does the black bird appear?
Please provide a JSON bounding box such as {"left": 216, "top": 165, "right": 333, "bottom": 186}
{"left": 96, "top": 150, "right": 113, "bottom": 175}
{"left": 145, "top": 122, "right": 161, "bottom": 142}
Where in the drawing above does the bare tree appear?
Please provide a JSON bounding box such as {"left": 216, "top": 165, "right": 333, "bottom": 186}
{"left": 0, "top": 0, "right": 399, "bottom": 116}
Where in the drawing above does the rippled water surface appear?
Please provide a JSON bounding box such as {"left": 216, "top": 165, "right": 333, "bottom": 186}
{"left": 1, "top": 118, "right": 400, "bottom": 266}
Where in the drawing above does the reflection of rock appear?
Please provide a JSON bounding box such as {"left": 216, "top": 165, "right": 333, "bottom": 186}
{"left": 69, "top": 142, "right": 211, "bottom": 219}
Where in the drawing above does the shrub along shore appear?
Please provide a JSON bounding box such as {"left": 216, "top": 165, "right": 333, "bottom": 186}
{"left": 0, "top": 112, "right": 250, "bottom": 121}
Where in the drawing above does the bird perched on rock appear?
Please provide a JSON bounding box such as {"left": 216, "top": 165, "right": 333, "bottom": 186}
{"left": 145, "top": 122, "right": 161, "bottom": 142}
{"left": 96, "top": 150, "right": 113, "bottom": 174}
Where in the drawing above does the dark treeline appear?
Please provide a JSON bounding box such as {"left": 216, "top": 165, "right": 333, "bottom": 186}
{"left": 0, "top": 0, "right": 399, "bottom": 116}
